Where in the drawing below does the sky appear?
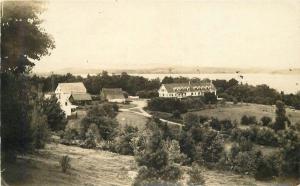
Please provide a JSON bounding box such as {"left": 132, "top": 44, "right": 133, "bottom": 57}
{"left": 34, "top": 0, "right": 300, "bottom": 72}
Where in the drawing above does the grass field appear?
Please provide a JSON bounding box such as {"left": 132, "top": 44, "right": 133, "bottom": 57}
{"left": 187, "top": 103, "right": 300, "bottom": 124}
{"left": 3, "top": 143, "right": 136, "bottom": 186}
{"left": 116, "top": 111, "right": 149, "bottom": 129}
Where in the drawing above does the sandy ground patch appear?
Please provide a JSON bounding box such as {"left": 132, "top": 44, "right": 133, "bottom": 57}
{"left": 3, "top": 143, "right": 136, "bottom": 186}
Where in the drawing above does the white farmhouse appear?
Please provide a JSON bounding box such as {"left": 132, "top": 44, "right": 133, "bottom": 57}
{"left": 55, "top": 82, "right": 92, "bottom": 117}
{"left": 158, "top": 82, "right": 216, "bottom": 98}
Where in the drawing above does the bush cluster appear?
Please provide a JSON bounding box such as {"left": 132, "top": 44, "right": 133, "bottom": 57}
{"left": 148, "top": 97, "right": 205, "bottom": 114}
{"left": 241, "top": 115, "right": 257, "bottom": 125}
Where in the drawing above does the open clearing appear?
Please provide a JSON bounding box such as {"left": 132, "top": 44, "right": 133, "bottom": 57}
{"left": 116, "top": 111, "right": 149, "bottom": 129}
{"left": 188, "top": 103, "right": 300, "bottom": 124}
{"left": 4, "top": 143, "right": 136, "bottom": 186}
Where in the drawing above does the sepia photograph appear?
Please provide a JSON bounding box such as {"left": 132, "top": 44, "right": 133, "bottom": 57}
{"left": 1, "top": 0, "right": 300, "bottom": 185}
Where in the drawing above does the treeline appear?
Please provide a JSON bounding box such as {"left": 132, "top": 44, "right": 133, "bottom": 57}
{"left": 30, "top": 72, "right": 160, "bottom": 96}
{"left": 213, "top": 79, "right": 300, "bottom": 109}
{"left": 31, "top": 73, "right": 300, "bottom": 109}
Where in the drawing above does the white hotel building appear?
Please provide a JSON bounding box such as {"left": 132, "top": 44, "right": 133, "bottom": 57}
{"left": 158, "top": 82, "right": 217, "bottom": 98}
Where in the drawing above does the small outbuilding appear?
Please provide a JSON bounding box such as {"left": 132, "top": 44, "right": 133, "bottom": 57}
{"left": 69, "top": 93, "right": 92, "bottom": 105}
{"left": 100, "top": 88, "right": 126, "bottom": 103}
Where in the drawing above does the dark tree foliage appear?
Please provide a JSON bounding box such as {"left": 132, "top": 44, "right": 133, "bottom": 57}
{"left": 161, "top": 76, "right": 190, "bottom": 84}
{"left": 241, "top": 115, "right": 257, "bottom": 125}
{"left": 210, "top": 118, "right": 235, "bottom": 132}
{"left": 203, "top": 92, "right": 217, "bottom": 104}
{"left": 134, "top": 119, "right": 182, "bottom": 185}
{"left": 113, "top": 125, "right": 139, "bottom": 155}
{"left": 255, "top": 154, "right": 279, "bottom": 180}
{"left": 283, "top": 93, "right": 300, "bottom": 109}
{"left": 212, "top": 79, "right": 300, "bottom": 108}
{"left": 81, "top": 103, "right": 119, "bottom": 140}
{"left": 212, "top": 78, "right": 238, "bottom": 94}
{"left": 30, "top": 99, "right": 50, "bottom": 149}
{"left": 1, "top": 1, "right": 55, "bottom": 73}
{"left": 180, "top": 113, "right": 224, "bottom": 164}
{"left": 1, "top": 73, "right": 33, "bottom": 162}
{"left": 276, "top": 129, "right": 300, "bottom": 177}
{"left": 147, "top": 97, "right": 205, "bottom": 114}
{"left": 41, "top": 96, "right": 67, "bottom": 131}
{"left": 260, "top": 116, "right": 272, "bottom": 126}
{"left": 273, "top": 101, "right": 290, "bottom": 131}
{"left": 136, "top": 90, "right": 159, "bottom": 98}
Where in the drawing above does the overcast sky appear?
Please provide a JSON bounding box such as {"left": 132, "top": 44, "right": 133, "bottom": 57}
{"left": 34, "top": 0, "right": 300, "bottom": 72}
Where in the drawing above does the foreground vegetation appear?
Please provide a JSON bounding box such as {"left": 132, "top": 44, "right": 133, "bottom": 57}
{"left": 56, "top": 100, "right": 299, "bottom": 185}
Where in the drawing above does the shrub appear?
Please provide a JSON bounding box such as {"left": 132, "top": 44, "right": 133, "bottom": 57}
{"left": 260, "top": 116, "right": 272, "bottom": 126}
{"left": 148, "top": 97, "right": 187, "bottom": 113}
{"left": 239, "top": 137, "right": 253, "bottom": 152}
{"left": 188, "top": 163, "right": 205, "bottom": 186}
{"left": 273, "top": 101, "right": 290, "bottom": 131}
{"left": 204, "top": 92, "right": 217, "bottom": 104}
{"left": 255, "top": 127, "right": 278, "bottom": 147}
{"left": 162, "top": 140, "right": 187, "bottom": 164}
{"left": 255, "top": 154, "right": 279, "bottom": 180}
{"left": 42, "top": 96, "right": 67, "bottom": 131}
{"left": 134, "top": 119, "right": 183, "bottom": 184}
{"left": 60, "top": 155, "right": 71, "bottom": 173}
{"left": 63, "top": 128, "right": 79, "bottom": 141}
{"left": 81, "top": 104, "right": 119, "bottom": 141}
{"left": 195, "top": 131, "right": 224, "bottom": 164}
{"left": 183, "top": 113, "right": 200, "bottom": 130}
{"left": 172, "top": 110, "right": 181, "bottom": 119}
{"left": 31, "top": 103, "right": 50, "bottom": 149}
{"left": 231, "top": 150, "right": 262, "bottom": 175}
{"left": 113, "top": 125, "right": 139, "bottom": 155}
{"left": 241, "top": 115, "right": 257, "bottom": 125}
{"left": 148, "top": 97, "right": 205, "bottom": 114}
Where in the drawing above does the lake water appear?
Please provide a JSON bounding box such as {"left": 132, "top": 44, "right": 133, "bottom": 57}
{"left": 130, "top": 73, "right": 300, "bottom": 94}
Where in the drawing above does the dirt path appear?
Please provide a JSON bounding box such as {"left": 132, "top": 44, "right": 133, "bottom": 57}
{"left": 120, "top": 99, "right": 183, "bottom": 127}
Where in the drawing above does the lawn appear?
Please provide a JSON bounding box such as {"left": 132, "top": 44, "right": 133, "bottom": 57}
{"left": 187, "top": 103, "right": 300, "bottom": 125}
{"left": 116, "top": 111, "right": 149, "bottom": 129}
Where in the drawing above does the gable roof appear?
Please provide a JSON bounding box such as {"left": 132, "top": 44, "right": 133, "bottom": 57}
{"left": 70, "top": 93, "right": 92, "bottom": 101}
{"left": 161, "top": 82, "right": 216, "bottom": 93}
{"left": 57, "top": 82, "right": 86, "bottom": 94}
{"left": 101, "top": 88, "right": 125, "bottom": 100}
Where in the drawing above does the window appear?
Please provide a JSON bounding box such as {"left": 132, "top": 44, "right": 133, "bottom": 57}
{"left": 65, "top": 102, "right": 67, "bottom": 106}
